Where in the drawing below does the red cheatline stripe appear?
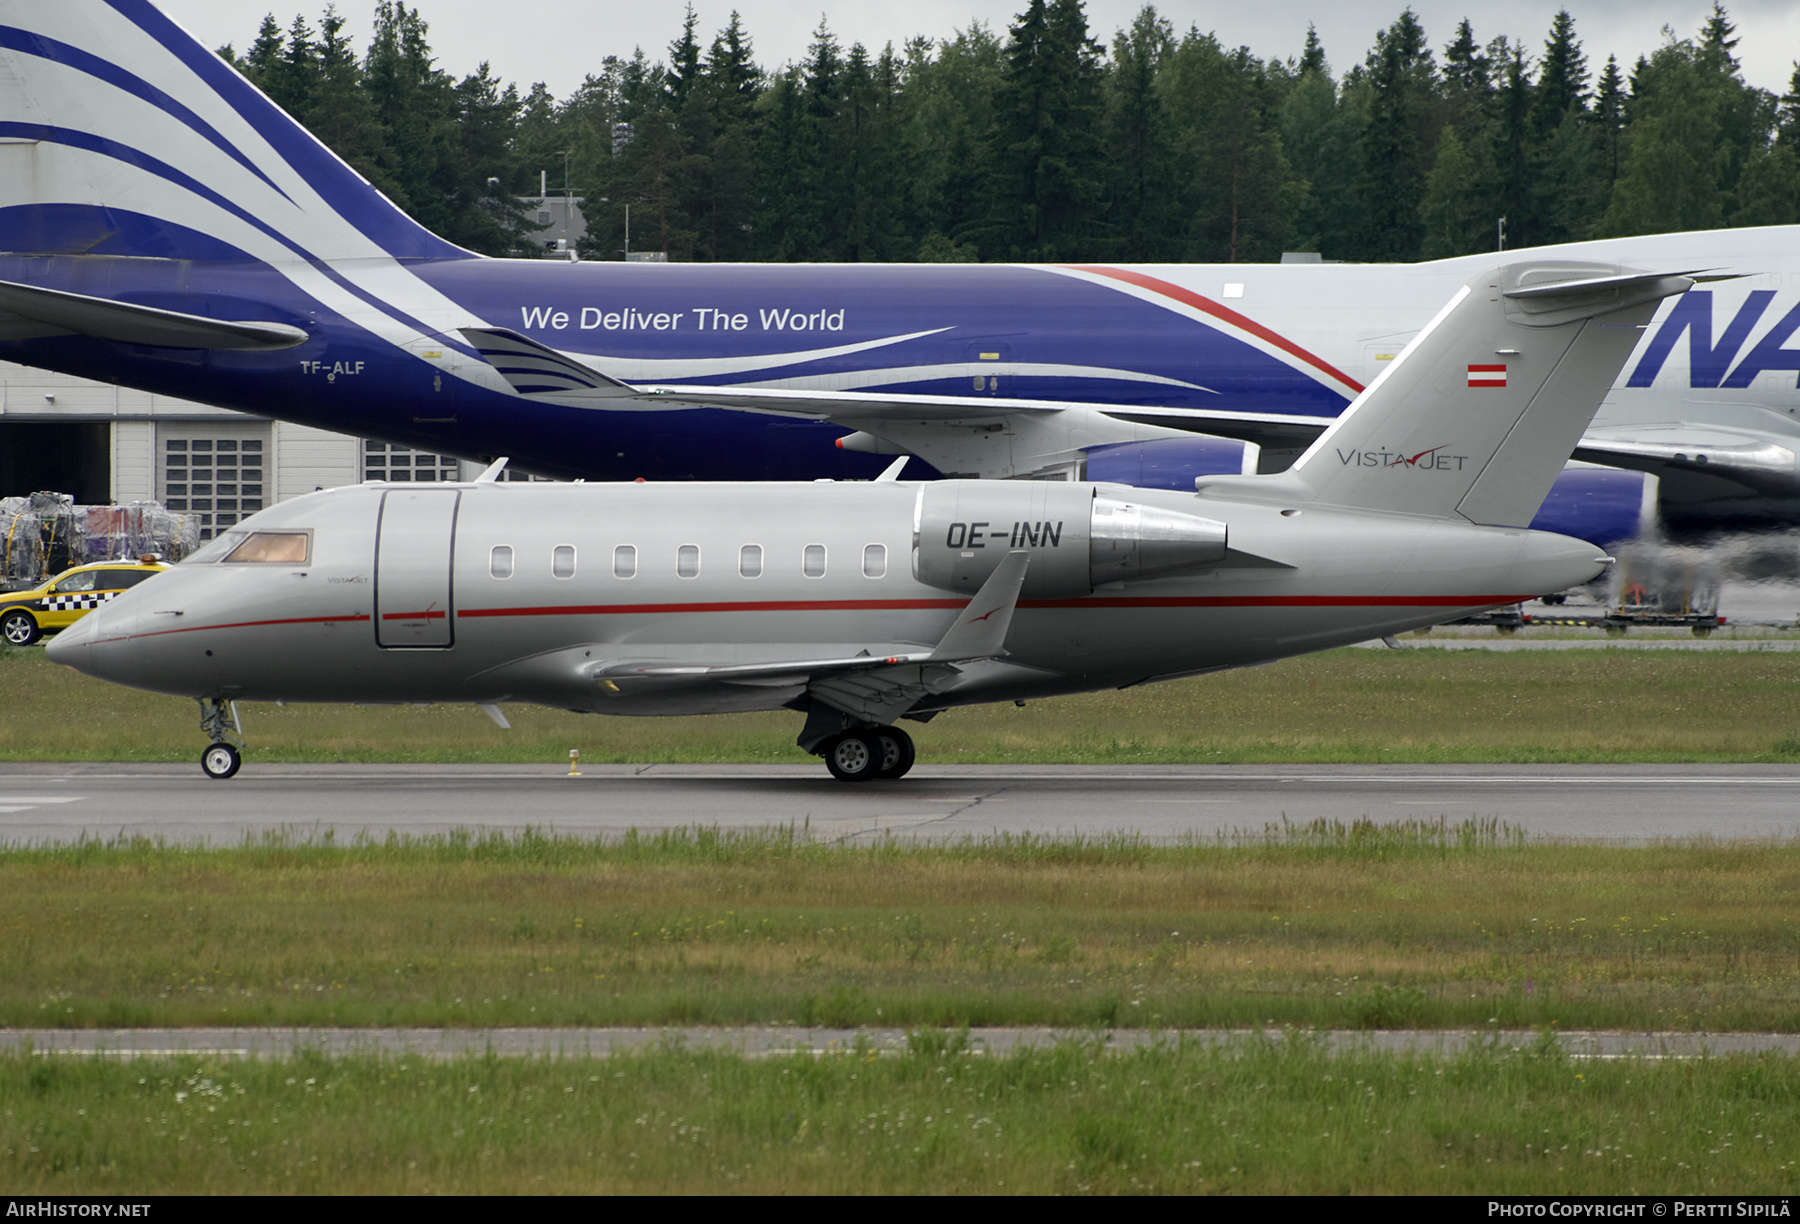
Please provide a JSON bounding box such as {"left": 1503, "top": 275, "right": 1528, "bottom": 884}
{"left": 459, "top": 595, "right": 1524, "bottom": 618}
{"left": 461, "top": 598, "right": 967, "bottom": 618}
{"left": 380, "top": 610, "right": 447, "bottom": 621}
{"left": 1065, "top": 265, "right": 1365, "bottom": 395}
{"left": 1022, "top": 594, "right": 1527, "bottom": 609}
{"left": 123, "top": 613, "right": 373, "bottom": 641}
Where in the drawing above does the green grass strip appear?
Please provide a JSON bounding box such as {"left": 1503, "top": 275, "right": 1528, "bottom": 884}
{"left": 4, "top": 1040, "right": 1795, "bottom": 1193}
{"left": 4, "top": 825, "right": 1797, "bottom": 1031}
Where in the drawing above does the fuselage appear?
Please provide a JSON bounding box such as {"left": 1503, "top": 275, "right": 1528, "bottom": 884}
{"left": 5, "top": 227, "right": 1797, "bottom": 515}
{"left": 50, "top": 478, "right": 1610, "bottom": 715}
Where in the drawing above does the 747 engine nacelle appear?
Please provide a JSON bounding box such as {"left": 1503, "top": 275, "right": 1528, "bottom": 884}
{"left": 911, "top": 481, "right": 1229, "bottom": 598}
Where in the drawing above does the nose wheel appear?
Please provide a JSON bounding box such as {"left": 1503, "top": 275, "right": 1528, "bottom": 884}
{"left": 197, "top": 697, "right": 245, "bottom": 780}
{"left": 201, "top": 742, "right": 242, "bottom": 779}
{"left": 821, "top": 725, "right": 915, "bottom": 782}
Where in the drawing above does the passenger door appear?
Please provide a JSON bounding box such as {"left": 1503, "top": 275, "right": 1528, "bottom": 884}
{"left": 375, "top": 489, "right": 459, "bottom": 648}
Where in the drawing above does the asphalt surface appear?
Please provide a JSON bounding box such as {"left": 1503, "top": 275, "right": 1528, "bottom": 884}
{"left": 3, "top": 761, "right": 1799, "bottom": 843}
{"left": 6, "top": 1026, "right": 1797, "bottom": 1060}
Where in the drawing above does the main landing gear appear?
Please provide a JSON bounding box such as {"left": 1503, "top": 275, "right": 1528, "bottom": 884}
{"left": 198, "top": 697, "right": 244, "bottom": 779}
{"left": 820, "top": 725, "right": 916, "bottom": 783}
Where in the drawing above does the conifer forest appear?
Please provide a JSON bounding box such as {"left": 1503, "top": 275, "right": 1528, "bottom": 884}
{"left": 223, "top": 1, "right": 1800, "bottom": 264}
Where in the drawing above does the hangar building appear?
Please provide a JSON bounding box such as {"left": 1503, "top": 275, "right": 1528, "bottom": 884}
{"left": 0, "top": 360, "right": 503, "bottom": 541}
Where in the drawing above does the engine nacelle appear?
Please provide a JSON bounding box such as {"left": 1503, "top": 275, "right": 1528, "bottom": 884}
{"left": 912, "top": 482, "right": 1228, "bottom": 597}
{"left": 1528, "top": 466, "right": 1656, "bottom": 549}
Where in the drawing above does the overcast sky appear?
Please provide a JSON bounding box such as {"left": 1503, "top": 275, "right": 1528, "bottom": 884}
{"left": 157, "top": 1, "right": 1800, "bottom": 99}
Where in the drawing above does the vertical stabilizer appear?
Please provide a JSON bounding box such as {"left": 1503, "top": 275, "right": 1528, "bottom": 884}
{"left": 1267, "top": 261, "right": 1693, "bottom": 525}
{"left": 0, "top": 0, "right": 465, "bottom": 262}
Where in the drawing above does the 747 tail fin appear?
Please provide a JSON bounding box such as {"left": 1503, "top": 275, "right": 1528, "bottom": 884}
{"left": 0, "top": 0, "right": 461, "bottom": 263}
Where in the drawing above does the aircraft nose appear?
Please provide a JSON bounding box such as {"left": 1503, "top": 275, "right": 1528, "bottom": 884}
{"left": 44, "top": 612, "right": 98, "bottom": 670}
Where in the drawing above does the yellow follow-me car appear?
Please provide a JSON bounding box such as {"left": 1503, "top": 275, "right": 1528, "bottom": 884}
{"left": 0, "top": 559, "right": 169, "bottom": 646}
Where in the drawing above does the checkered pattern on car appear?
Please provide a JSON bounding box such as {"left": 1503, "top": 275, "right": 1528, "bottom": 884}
{"left": 41, "top": 591, "right": 118, "bottom": 612}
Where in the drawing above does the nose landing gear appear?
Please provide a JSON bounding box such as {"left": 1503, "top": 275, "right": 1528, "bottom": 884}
{"left": 198, "top": 697, "right": 244, "bottom": 779}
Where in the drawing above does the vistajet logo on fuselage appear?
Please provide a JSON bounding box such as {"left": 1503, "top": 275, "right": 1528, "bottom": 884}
{"left": 518, "top": 306, "right": 848, "bottom": 333}
{"left": 1628, "top": 290, "right": 1800, "bottom": 388}
{"left": 1338, "top": 446, "right": 1470, "bottom": 471}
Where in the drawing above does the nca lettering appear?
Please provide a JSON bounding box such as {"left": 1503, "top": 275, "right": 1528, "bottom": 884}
{"left": 1627, "top": 289, "right": 1800, "bottom": 389}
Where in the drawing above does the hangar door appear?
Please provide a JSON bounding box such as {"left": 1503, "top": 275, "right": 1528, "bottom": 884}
{"left": 375, "top": 488, "right": 459, "bottom": 648}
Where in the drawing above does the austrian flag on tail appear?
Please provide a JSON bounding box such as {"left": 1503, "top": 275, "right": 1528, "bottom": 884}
{"left": 1467, "top": 363, "right": 1507, "bottom": 387}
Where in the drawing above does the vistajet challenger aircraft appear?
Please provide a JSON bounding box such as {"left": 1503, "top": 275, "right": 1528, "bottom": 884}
{"left": 49, "top": 261, "right": 1691, "bottom": 778}
{"left": 0, "top": 0, "right": 1789, "bottom": 551}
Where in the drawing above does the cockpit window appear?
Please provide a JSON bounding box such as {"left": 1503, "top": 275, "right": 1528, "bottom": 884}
{"left": 184, "top": 531, "right": 246, "bottom": 564}
{"left": 223, "top": 531, "right": 311, "bottom": 564}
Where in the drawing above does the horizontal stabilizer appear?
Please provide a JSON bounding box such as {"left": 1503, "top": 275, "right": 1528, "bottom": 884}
{"left": 0, "top": 279, "right": 307, "bottom": 350}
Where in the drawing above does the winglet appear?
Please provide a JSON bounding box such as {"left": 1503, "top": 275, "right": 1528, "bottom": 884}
{"left": 928, "top": 549, "right": 1030, "bottom": 663}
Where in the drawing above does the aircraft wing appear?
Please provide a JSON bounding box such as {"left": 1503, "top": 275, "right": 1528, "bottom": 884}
{"left": 1573, "top": 424, "right": 1800, "bottom": 498}
{"left": 459, "top": 326, "right": 1330, "bottom": 476}
{"left": 592, "top": 551, "right": 1040, "bottom": 724}
{"left": 0, "top": 278, "right": 308, "bottom": 350}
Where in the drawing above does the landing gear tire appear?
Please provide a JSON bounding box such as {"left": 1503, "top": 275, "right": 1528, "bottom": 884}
{"left": 874, "top": 727, "right": 916, "bottom": 780}
{"left": 201, "top": 742, "right": 242, "bottom": 780}
{"left": 823, "top": 731, "right": 884, "bottom": 783}
{"left": 1, "top": 610, "right": 40, "bottom": 647}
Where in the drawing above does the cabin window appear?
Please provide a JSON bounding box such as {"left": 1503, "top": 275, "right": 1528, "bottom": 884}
{"left": 862, "top": 544, "right": 887, "bottom": 578}
{"left": 552, "top": 544, "right": 576, "bottom": 579}
{"left": 677, "top": 544, "right": 700, "bottom": 579}
{"left": 613, "top": 544, "right": 636, "bottom": 578}
{"left": 803, "top": 544, "right": 826, "bottom": 578}
{"left": 223, "top": 531, "right": 311, "bottom": 565}
{"left": 489, "top": 545, "right": 514, "bottom": 579}
{"left": 739, "top": 544, "right": 762, "bottom": 578}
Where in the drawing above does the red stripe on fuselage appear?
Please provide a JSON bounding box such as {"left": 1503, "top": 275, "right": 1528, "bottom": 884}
{"left": 457, "top": 595, "right": 1523, "bottom": 618}
{"left": 460, "top": 598, "right": 967, "bottom": 618}
{"left": 1065, "top": 265, "right": 1365, "bottom": 396}
{"left": 88, "top": 613, "right": 374, "bottom": 646}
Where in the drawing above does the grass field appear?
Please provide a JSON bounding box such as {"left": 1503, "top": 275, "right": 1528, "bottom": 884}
{"left": 8, "top": 643, "right": 1800, "bottom": 763}
{"left": 3, "top": 826, "right": 1796, "bottom": 1032}
{"left": 4, "top": 1040, "right": 1795, "bottom": 1194}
